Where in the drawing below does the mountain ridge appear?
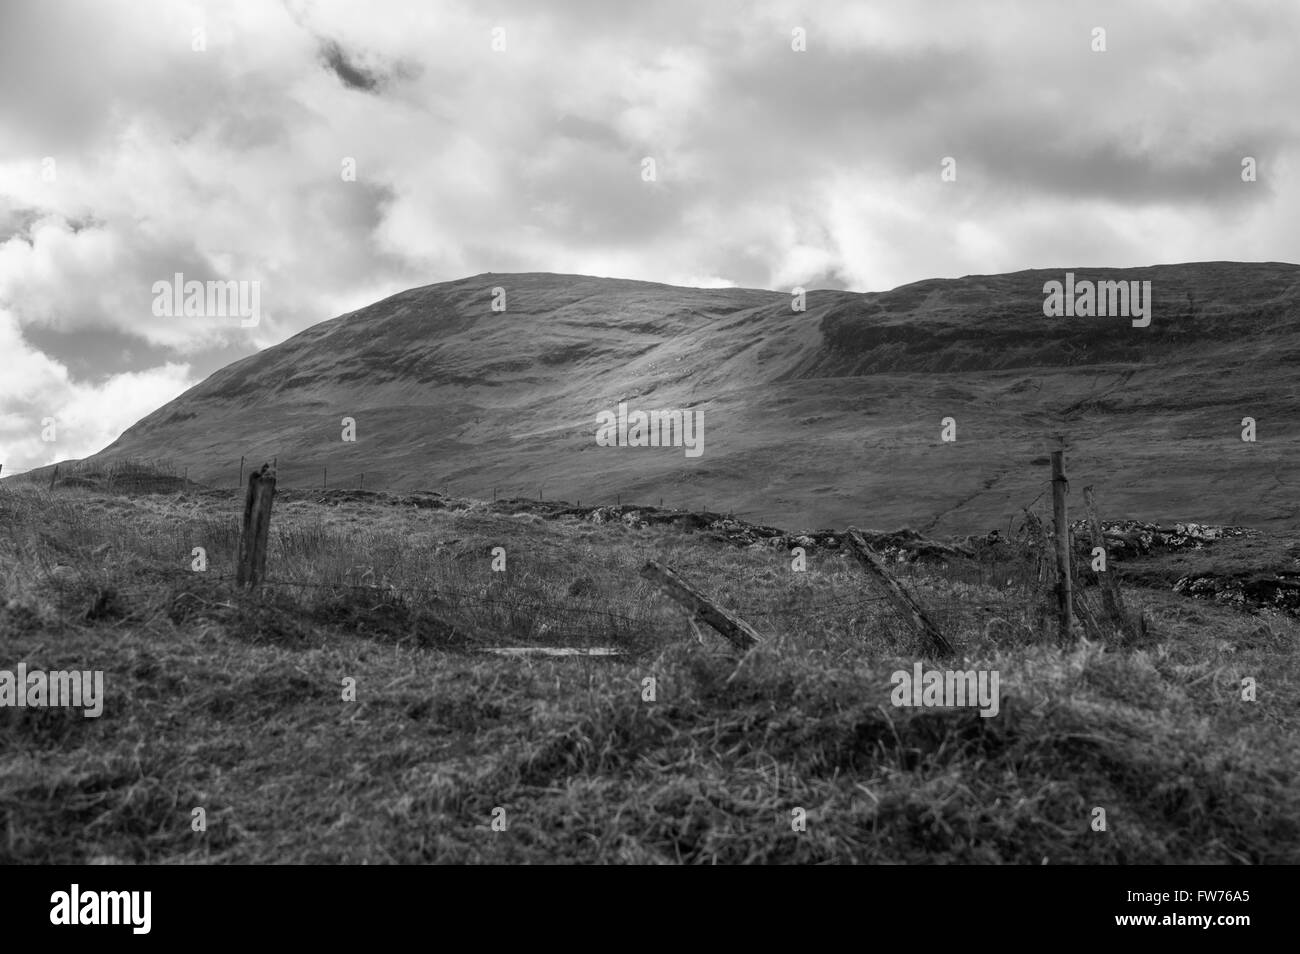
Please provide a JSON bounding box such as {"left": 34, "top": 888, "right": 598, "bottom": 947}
{"left": 46, "top": 261, "right": 1300, "bottom": 534}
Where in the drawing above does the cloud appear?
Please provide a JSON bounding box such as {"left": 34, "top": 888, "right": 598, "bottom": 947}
{"left": 0, "top": 0, "right": 1297, "bottom": 473}
{"left": 0, "top": 307, "right": 193, "bottom": 474}
{"left": 318, "top": 39, "right": 383, "bottom": 92}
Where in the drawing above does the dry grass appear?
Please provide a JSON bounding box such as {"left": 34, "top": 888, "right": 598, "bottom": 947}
{"left": 1, "top": 479, "right": 1297, "bottom": 863}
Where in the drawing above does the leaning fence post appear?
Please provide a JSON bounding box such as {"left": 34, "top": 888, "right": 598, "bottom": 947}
{"left": 48, "top": 464, "right": 58, "bottom": 492}
{"left": 1083, "top": 485, "right": 1139, "bottom": 640}
{"left": 236, "top": 462, "right": 276, "bottom": 588}
{"left": 640, "top": 560, "right": 764, "bottom": 650}
{"left": 844, "top": 527, "right": 953, "bottom": 654}
{"left": 1052, "top": 450, "right": 1072, "bottom": 641}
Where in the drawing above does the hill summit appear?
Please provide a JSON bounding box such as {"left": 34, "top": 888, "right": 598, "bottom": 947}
{"left": 79, "top": 263, "right": 1300, "bottom": 534}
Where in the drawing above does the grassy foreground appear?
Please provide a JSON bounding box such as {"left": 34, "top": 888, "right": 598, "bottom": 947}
{"left": 1, "top": 481, "right": 1297, "bottom": 864}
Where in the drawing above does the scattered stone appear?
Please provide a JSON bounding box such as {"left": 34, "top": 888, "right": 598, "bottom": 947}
{"left": 1174, "top": 572, "right": 1300, "bottom": 615}
{"left": 1069, "top": 519, "right": 1255, "bottom": 560}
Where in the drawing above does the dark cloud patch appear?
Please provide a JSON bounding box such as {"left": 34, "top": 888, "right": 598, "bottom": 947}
{"left": 554, "top": 114, "right": 624, "bottom": 148}
{"left": 20, "top": 325, "right": 177, "bottom": 384}
{"left": 66, "top": 215, "right": 107, "bottom": 234}
{"left": 319, "top": 39, "right": 382, "bottom": 92}
{"left": 957, "top": 119, "right": 1284, "bottom": 207}
{"left": 667, "top": 45, "right": 991, "bottom": 202}
{"left": 0, "top": 205, "right": 44, "bottom": 244}
{"left": 302, "top": 179, "right": 395, "bottom": 239}
{"left": 714, "top": 44, "right": 988, "bottom": 131}
{"left": 516, "top": 142, "right": 702, "bottom": 245}
{"left": 212, "top": 109, "right": 295, "bottom": 151}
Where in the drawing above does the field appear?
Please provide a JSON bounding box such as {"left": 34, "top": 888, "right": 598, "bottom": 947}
{"left": 1, "top": 471, "right": 1298, "bottom": 864}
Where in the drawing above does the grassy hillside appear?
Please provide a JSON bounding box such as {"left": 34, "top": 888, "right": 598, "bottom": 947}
{"left": 59, "top": 263, "right": 1300, "bottom": 536}
{"left": 2, "top": 477, "right": 1296, "bottom": 864}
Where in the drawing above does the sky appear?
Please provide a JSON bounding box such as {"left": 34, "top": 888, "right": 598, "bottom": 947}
{"left": 1, "top": 0, "right": 1297, "bottom": 475}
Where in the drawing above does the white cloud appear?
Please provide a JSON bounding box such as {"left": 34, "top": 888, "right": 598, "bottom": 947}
{"left": 0, "top": 308, "right": 192, "bottom": 474}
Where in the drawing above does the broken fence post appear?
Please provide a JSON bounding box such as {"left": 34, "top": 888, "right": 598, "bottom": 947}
{"left": 640, "top": 560, "right": 764, "bottom": 650}
{"left": 844, "top": 527, "right": 953, "bottom": 655}
{"left": 1051, "top": 450, "right": 1073, "bottom": 642}
{"left": 1083, "top": 485, "right": 1140, "bottom": 641}
{"left": 236, "top": 462, "right": 277, "bottom": 588}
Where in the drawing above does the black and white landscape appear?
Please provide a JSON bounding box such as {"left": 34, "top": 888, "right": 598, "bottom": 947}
{"left": 1, "top": 0, "right": 1297, "bottom": 887}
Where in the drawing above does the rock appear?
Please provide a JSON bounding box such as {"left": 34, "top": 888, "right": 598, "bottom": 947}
{"left": 1174, "top": 572, "right": 1300, "bottom": 615}
{"left": 558, "top": 502, "right": 972, "bottom": 562}
{"left": 1070, "top": 519, "right": 1254, "bottom": 560}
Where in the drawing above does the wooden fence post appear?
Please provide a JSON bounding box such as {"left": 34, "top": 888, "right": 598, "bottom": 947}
{"left": 1083, "top": 485, "right": 1140, "bottom": 640}
{"left": 48, "top": 464, "right": 58, "bottom": 492}
{"left": 640, "top": 560, "right": 764, "bottom": 649}
{"left": 1051, "top": 450, "right": 1072, "bottom": 641}
{"left": 238, "top": 456, "right": 244, "bottom": 491}
{"left": 236, "top": 462, "right": 276, "bottom": 588}
{"left": 844, "top": 528, "right": 953, "bottom": 654}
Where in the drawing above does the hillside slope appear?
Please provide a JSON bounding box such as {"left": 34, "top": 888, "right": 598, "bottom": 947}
{"left": 78, "top": 263, "right": 1300, "bottom": 534}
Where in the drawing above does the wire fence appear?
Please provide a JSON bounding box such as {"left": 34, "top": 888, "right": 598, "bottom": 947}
{"left": 6, "top": 453, "right": 1108, "bottom": 648}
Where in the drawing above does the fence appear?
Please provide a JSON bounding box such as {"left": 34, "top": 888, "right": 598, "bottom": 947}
{"left": 12, "top": 448, "right": 1142, "bottom": 653}
{"left": 9, "top": 456, "right": 189, "bottom": 495}
{"left": 8, "top": 453, "right": 762, "bottom": 517}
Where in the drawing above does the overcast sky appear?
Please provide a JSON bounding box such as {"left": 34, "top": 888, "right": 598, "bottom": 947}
{"left": 1, "top": 0, "right": 1297, "bottom": 474}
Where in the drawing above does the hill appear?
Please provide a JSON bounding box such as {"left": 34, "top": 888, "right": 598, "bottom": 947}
{"left": 67, "top": 263, "right": 1300, "bottom": 534}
